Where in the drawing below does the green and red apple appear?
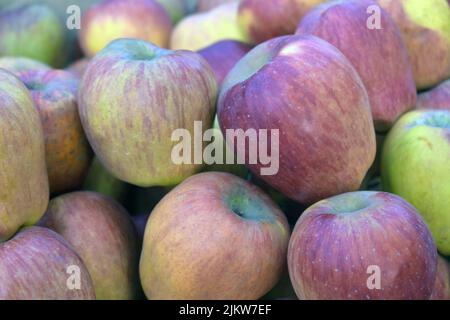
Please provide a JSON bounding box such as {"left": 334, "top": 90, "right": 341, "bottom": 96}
{"left": 40, "top": 191, "right": 140, "bottom": 300}
{"left": 170, "top": 1, "right": 250, "bottom": 50}
{"left": 288, "top": 191, "right": 437, "bottom": 299}
{"left": 17, "top": 69, "right": 92, "bottom": 194}
{"left": 296, "top": 0, "right": 416, "bottom": 131}
{"left": 78, "top": 39, "right": 217, "bottom": 187}
{"left": 79, "top": 0, "right": 173, "bottom": 57}
{"left": 377, "top": 0, "right": 450, "bottom": 89}
{"left": 381, "top": 109, "right": 450, "bottom": 255}
{"left": 0, "top": 69, "right": 49, "bottom": 242}
{"left": 140, "top": 172, "right": 290, "bottom": 299}
{"left": 0, "top": 227, "right": 95, "bottom": 299}
{"left": 238, "top": 0, "right": 326, "bottom": 44}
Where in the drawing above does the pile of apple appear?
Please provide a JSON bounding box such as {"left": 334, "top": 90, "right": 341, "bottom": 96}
{"left": 0, "top": 0, "right": 449, "bottom": 300}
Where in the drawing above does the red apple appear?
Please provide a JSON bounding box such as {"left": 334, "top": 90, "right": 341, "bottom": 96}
{"left": 416, "top": 79, "right": 450, "bottom": 111}
{"left": 198, "top": 40, "right": 252, "bottom": 86}
{"left": 17, "top": 69, "right": 92, "bottom": 194}
{"left": 296, "top": 0, "right": 416, "bottom": 131}
{"left": 132, "top": 212, "right": 150, "bottom": 243}
{"left": 40, "top": 191, "right": 140, "bottom": 300}
{"left": 140, "top": 172, "right": 290, "bottom": 299}
{"left": 238, "top": 0, "right": 327, "bottom": 44}
{"left": 66, "top": 58, "right": 90, "bottom": 79}
{"left": 218, "top": 35, "right": 376, "bottom": 204}
{"left": 288, "top": 191, "right": 437, "bottom": 300}
{"left": 79, "top": 0, "right": 172, "bottom": 57}
{"left": 431, "top": 256, "right": 450, "bottom": 300}
{"left": 0, "top": 227, "right": 95, "bottom": 300}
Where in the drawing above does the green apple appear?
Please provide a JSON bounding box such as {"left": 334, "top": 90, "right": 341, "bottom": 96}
{"left": 381, "top": 109, "right": 450, "bottom": 255}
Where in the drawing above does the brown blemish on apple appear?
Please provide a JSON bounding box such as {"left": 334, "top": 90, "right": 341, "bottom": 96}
{"left": 418, "top": 137, "right": 433, "bottom": 149}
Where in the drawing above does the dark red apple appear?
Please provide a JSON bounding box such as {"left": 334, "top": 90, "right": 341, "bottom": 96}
{"left": 288, "top": 191, "right": 437, "bottom": 300}
{"left": 218, "top": 35, "right": 376, "bottom": 204}
{"left": 296, "top": 0, "right": 416, "bottom": 131}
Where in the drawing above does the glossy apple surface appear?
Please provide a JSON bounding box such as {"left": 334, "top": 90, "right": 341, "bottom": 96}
{"left": 288, "top": 191, "right": 437, "bottom": 300}
{"left": 381, "top": 109, "right": 450, "bottom": 255}
{"left": 218, "top": 35, "right": 376, "bottom": 204}
{"left": 140, "top": 172, "right": 290, "bottom": 299}
{"left": 296, "top": 0, "right": 416, "bottom": 131}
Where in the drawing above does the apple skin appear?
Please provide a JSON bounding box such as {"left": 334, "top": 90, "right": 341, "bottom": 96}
{"left": 238, "top": 0, "right": 326, "bottom": 44}
{"left": 66, "top": 58, "right": 91, "bottom": 79}
{"left": 0, "top": 3, "right": 65, "bottom": 67}
{"left": 79, "top": 0, "right": 173, "bottom": 57}
{"left": 16, "top": 69, "right": 93, "bottom": 195}
{"left": 0, "top": 226, "right": 95, "bottom": 300}
{"left": 417, "top": 79, "right": 450, "bottom": 111}
{"left": 197, "top": 0, "right": 236, "bottom": 12}
{"left": 0, "top": 57, "right": 50, "bottom": 73}
{"left": 381, "top": 109, "right": 450, "bottom": 255}
{"left": 218, "top": 35, "right": 376, "bottom": 205}
{"left": 78, "top": 39, "right": 217, "bottom": 187}
{"left": 198, "top": 40, "right": 252, "bottom": 86}
{"left": 431, "top": 256, "right": 450, "bottom": 300}
{"left": 40, "top": 191, "right": 140, "bottom": 300}
{"left": 170, "top": 1, "right": 250, "bottom": 51}
{"left": 377, "top": 0, "right": 450, "bottom": 90}
{"left": 296, "top": 0, "right": 416, "bottom": 131}
{"left": 140, "top": 172, "right": 290, "bottom": 299}
{"left": 0, "top": 69, "right": 49, "bottom": 242}
{"left": 288, "top": 191, "right": 437, "bottom": 300}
